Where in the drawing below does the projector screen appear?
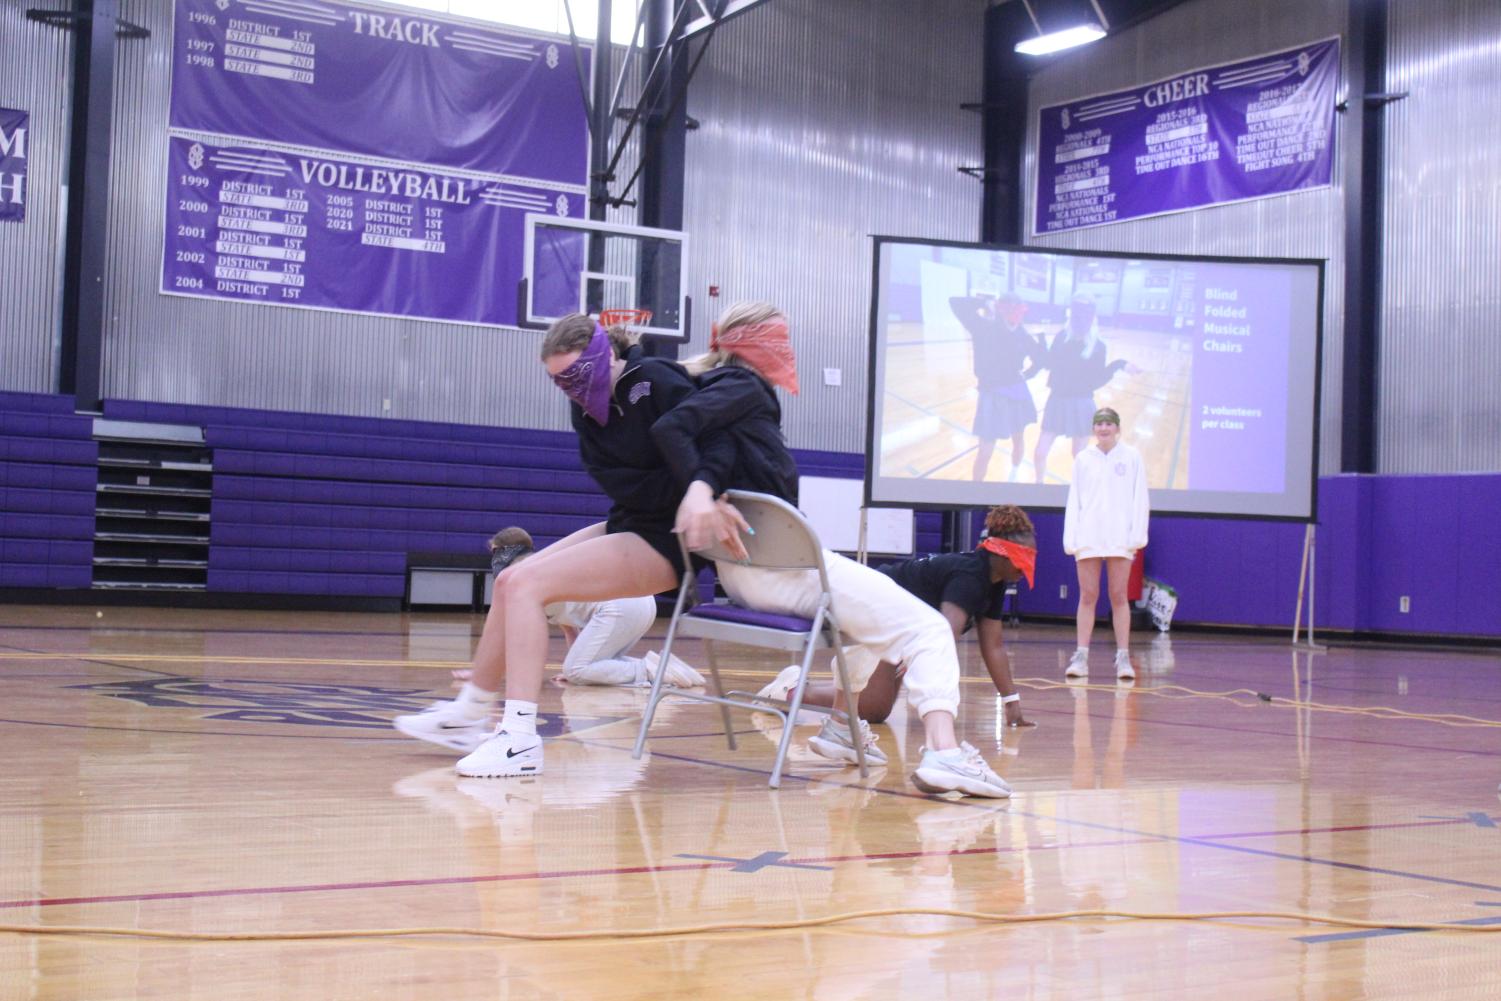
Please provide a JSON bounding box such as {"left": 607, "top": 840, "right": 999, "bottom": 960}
{"left": 865, "top": 237, "right": 1323, "bottom": 520}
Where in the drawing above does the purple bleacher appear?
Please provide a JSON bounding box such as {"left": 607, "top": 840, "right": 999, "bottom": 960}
{"left": 0, "top": 563, "right": 92, "bottom": 588}
{"left": 205, "top": 425, "right": 582, "bottom": 470}
{"left": 0, "top": 436, "right": 97, "bottom": 465}
{"left": 0, "top": 392, "right": 78, "bottom": 414}
{"left": 688, "top": 602, "right": 818, "bottom": 633}
{"left": 1, "top": 513, "right": 94, "bottom": 540}
{"left": 0, "top": 412, "right": 94, "bottom": 440}
{"left": 212, "top": 474, "right": 608, "bottom": 514}
{"left": 206, "top": 569, "right": 406, "bottom": 597}
{"left": 210, "top": 547, "right": 408, "bottom": 574}
{"left": 0, "top": 462, "right": 97, "bottom": 491}
{"left": 213, "top": 449, "right": 593, "bottom": 492}
{"left": 1, "top": 539, "right": 92, "bottom": 565}
{"left": 1, "top": 487, "right": 96, "bottom": 517}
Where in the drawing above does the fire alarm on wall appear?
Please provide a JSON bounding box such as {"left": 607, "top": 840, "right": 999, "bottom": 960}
{"left": 708, "top": 284, "right": 720, "bottom": 297}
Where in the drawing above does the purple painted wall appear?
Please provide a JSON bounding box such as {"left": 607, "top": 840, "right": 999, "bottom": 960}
{"left": 1003, "top": 474, "right": 1499, "bottom": 640}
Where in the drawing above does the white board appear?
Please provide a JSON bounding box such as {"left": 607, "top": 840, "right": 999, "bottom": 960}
{"left": 798, "top": 476, "right": 914, "bottom": 556}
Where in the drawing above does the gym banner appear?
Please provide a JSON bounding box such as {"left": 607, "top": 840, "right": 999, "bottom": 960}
{"left": 0, "top": 108, "right": 27, "bottom": 223}
{"left": 161, "top": 134, "right": 584, "bottom": 325}
{"left": 170, "top": 0, "right": 588, "bottom": 184}
{"left": 1034, "top": 37, "right": 1339, "bottom": 235}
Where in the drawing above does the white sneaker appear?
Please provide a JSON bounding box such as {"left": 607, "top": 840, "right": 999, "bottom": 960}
{"left": 455, "top": 727, "right": 544, "bottom": 778}
{"left": 808, "top": 717, "right": 888, "bottom": 767}
{"left": 911, "top": 742, "right": 1012, "bottom": 798}
{"left": 393, "top": 700, "right": 492, "bottom": 752}
{"left": 754, "top": 665, "right": 821, "bottom": 726}
{"left": 1115, "top": 649, "right": 1136, "bottom": 681}
{"left": 1064, "top": 648, "right": 1090, "bottom": 678}
{"left": 644, "top": 649, "right": 706, "bottom": 688}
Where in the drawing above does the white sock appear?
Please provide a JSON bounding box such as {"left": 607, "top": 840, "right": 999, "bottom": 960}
{"left": 455, "top": 682, "right": 498, "bottom": 720}
{"left": 934, "top": 746, "right": 966, "bottom": 762}
{"left": 1075, "top": 646, "right": 1090, "bottom": 658}
{"left": 501, "top": 699, "right": 539, "bottom": 736}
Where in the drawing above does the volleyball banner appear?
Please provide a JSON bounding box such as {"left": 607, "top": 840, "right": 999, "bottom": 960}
{"left": 1034, "top": 37, "right": 1339, "bottom": 235}
{"left": 169, "top": 0, "right": 588, "bottom": 184}
{"left": 160, "top": 134, "right": 584, "bottom": 325}
{"left": 0, "top": 107, "right": 27, "bottom": 223}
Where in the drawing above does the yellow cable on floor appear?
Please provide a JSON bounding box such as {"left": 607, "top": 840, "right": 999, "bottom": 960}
{"left": 1014, "top": 678, "right": 1501, "bottom": 729}
{"left": 2, "top": 907, "right": 1500, "bottom": 943}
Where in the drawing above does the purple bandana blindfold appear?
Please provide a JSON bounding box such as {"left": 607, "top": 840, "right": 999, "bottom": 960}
{"left": 550, "top": 323, "right": 615, "bottom": 425}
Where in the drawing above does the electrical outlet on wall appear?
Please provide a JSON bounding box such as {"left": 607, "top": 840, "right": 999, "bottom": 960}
{"left": 1059, "top": 585, "right": 1068, "bottom": 599}
{"left": 1399, "top": 595, "right": 1410, "bottom": 613}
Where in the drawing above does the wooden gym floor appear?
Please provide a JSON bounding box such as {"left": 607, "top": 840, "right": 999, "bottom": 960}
{"left": 2, "top": 605, "right": 1499, "bottom": 999}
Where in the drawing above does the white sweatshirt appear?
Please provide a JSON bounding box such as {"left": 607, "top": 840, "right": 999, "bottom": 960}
{"left": 1063, "top": 441, "right": 1150, "bottom": 560}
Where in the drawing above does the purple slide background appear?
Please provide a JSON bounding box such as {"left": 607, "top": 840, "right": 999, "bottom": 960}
{"left": 161, "top": 135, "right": 583, "bottom": 325}
{"left": 0, "top": 107, "right": 27, "bottom": 223}
{"left": 1187, "top": 264, "right": 1290, "bottom": 492}
{"left": 170, "top": 0, "right": 588, "bottom": 184}
{"left": 1036, "top": 38, "right": 1338, "bottom": 235}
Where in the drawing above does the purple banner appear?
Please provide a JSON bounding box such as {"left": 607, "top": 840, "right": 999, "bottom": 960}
{"left": 160, "top": 135, "right": 583, "bottom": 325}
{"left": 0, "top": 108, "right": 27, "bottom": 223}
{"left": 169, "top": 0, "right": 588, "bottom": 184}
{"left": 1035, "top": 38, "right": 1338, "bottom": 235}
{"left": 1186, "top": 264, "right": 1290, "bottom": 493}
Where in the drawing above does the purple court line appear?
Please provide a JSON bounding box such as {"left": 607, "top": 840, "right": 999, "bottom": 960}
{"left": 615, "top": 744, "right": 1501, "bottom": 896}
{"left": 1022, "top": 703, "right": 1500, "bottom": 758}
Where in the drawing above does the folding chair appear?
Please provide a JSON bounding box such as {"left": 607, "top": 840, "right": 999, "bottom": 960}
{"left": 631, "top": 490, "right": 869, "bottom": 788}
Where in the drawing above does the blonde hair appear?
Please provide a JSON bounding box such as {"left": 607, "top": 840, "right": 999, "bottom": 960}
{"left": 539, "top": 313, "right": 638, "bottom": 361}
{"left": 682, "top": 300, "right": 786, "bottom": 377}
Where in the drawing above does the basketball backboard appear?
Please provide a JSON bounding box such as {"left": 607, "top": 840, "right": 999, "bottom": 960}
{"left": 520, "top": 215, "right": 688, "bottom": 339}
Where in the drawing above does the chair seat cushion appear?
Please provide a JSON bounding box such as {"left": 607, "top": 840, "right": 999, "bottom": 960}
{"left": 687, "top": 602, "right": 814, "bottom": 633}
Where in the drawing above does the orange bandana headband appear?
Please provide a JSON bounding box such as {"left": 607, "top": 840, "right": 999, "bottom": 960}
{"left": 980, "top": 537, "right": 1036, "bottom": 588}
{"left": 711, "top": 317, "right": 799, "bottom": 394}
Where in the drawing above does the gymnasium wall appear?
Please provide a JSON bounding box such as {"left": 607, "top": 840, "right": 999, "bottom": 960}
{"left": 92, "top": 0, "right": 643, "bottom": 430}
{"left": 678, "top": 0, "right": 984, "bottom": 453}
{"left": 0, "top": 4, "right": 72, "bottom": 394}
{"left": 1021, "top": 0, "right": 1351, "bottom": 477}
{"left": 1379, "top": 0, "right": 1501, "bottom": 475}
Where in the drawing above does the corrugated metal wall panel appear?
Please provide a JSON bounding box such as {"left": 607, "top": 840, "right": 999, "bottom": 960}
{"left": 1023, "top": 0, "right": 1349, "bottom": 476}
{"left": 682, "top": 0, "right": 983, "bottom": 453}
{"left": 0, "top": 2, "right": 73, "bottom": 394}
{"left": 1381, "top": 0, "right": 1501, "bottom": 473}
{"left": 98, "top": 0, "right": 639, "bottom": 432}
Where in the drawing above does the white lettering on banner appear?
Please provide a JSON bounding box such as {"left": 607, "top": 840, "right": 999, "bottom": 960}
{"left": 1143, "top": 73, "right": 1212, "bottom": 108}
{"left": 295, "top": 159, "right": 473, "bottom": 205}
{"left": 0, "top": 173, "right": 22, "bottom": 204}
{"left": 0, "top": 125, "right": 25, "bottom": 159}
{"left": 349, "top": 12, "right": 440, "bottom": 47}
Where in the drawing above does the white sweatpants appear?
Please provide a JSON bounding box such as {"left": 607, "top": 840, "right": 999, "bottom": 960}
{"left": 716, "top": 551, "right": 961, "bottom": 717}
{"left": 560, "top": 596, "right": 659, "bottom": 686}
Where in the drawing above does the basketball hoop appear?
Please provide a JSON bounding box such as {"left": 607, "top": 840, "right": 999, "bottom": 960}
{"left": 599, "top": 308, "right": 653, "bottom": 330}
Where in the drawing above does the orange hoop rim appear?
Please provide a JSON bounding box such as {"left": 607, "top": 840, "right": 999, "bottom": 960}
{"left": 599, "top": 308, "right": 653, "bottom": 328}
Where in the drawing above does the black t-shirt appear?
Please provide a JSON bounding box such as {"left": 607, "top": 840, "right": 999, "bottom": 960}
{"left": 878, "top": 549, "right": 1005, "bottom": 633}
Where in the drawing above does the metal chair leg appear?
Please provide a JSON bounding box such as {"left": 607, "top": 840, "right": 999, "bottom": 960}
{"left": 827, "top": 610, "right": 868, "bottom": 779}
{"left": 703, "top": 640, "right": 737, "bottom": 751}
{"left": 633, "top": 573, "right": 694, "bottom": 760}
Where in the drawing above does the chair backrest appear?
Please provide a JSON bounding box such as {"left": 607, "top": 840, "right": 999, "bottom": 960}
{"left": 688, "top": 490, "right": 824, "bottom": 572}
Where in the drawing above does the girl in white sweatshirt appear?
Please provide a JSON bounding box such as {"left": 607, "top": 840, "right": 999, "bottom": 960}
{"left": 1062, "top": 407, "right": 1149, "bottom": 680}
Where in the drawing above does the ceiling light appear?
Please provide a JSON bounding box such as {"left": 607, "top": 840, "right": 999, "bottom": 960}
{"left": 1014, "top": 23, "right": 1107, "bottom": 56}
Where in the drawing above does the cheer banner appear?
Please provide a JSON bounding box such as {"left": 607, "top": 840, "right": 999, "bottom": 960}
{"left": 161, "top": 134, "right": 583, "bottom": 325}
{"left": 1035, "top": 37, "right": 1338, "bottom": 235}
{"left": 0, "top": 108, "right": 27, "bottom": 223}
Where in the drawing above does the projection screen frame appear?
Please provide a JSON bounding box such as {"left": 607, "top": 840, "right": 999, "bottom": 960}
{"left": 862, "top": 235, "right": 1324, "bottom": 524}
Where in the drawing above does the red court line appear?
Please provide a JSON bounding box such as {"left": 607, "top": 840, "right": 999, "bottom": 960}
{"left": 0, "top": 818, "right": 1469, "bottom": 913}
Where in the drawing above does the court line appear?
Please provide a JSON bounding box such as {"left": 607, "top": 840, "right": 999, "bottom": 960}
{"left": 0, "top": 813, "right": 1481, "bottom": 914}
{"left": 614, "top": 743, "right": 1501, "bottom": 896}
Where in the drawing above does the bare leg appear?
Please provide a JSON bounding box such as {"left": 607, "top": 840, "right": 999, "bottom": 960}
{"left": 972, "top": 439, "right": 996, "bottom": 481}
{"left": 1071, "top": 434, "right": 1087, "bottom": 456}
{"left": 482, "top": 532, "right": 676, "bottom": 700}
{"left": 467, "top": 522, "right": 607, "bottom": 692}
{"left": 1105, "top": 556, "right": 1133, "bottom": 652}
{"left": 1075, "top": 557, "right": 1102, "bottom": 650}
{"left": 818, "top": 662, "right": 903, "bottom": 723}
{"left": 1009, "top": 431, "right": 1027, "bottom": 472}
{"left": 1032, "top": 431, "right": 1057, "bottom": 483}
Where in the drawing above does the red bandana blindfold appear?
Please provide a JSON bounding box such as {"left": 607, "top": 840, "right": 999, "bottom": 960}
{"left": 710, "top": 318, "right": 799, "bottom": 394}
{"left": 980, "top": 537, "right": 1036, "bottom": 588}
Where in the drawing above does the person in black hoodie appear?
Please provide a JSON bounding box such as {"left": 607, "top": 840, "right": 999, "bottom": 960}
{"left": 1032, "top": 294, "right": 1131, "bottom": 483}
{"left": 651, "top": 301, "right": 1013, "bottom": 799}
{"left": 395, "top": 315, "right": 722, "bottom": 779}
{"left": 949, "top": 292, "right": 1043, "bottom": 481}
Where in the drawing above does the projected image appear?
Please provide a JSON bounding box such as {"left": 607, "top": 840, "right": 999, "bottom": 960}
{"left": 868, "top": 240, "right": 1321, "bottom": 519}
